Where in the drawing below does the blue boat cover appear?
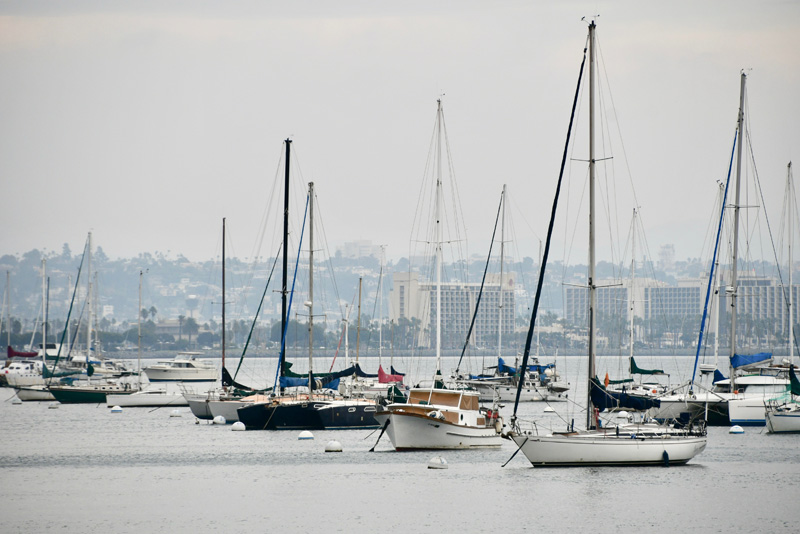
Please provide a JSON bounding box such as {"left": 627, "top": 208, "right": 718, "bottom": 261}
{"left": 497, "top": 357, "right": 554, "bottom": 375}
{"left": 590, "top": 377, "right": 661, "bottom": 412}
{"left": 730, "top": 352, "right": 772, "bottom": 369}
{"left": 279, "top": 376, "right": 340, "bottom": 391}
{"left": 713, "top": 369, "right": 727, "bottom": 384}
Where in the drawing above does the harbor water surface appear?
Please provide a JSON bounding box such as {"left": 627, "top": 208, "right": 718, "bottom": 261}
{"left": 1, "top": 355, "right": 798, "bottom": 533}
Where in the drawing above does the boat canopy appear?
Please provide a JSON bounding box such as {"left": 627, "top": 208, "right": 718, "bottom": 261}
{"left": 730, "top": 352, "right": 772, "bottom": 369}
{"left": 497, "top": 357, "right": 554, "bottom": 375}
{"left": 590, "top": 377, "right": 661, "bottom": 412}
{"left": 630, "top": 356, "right": 665, "bottom": 375}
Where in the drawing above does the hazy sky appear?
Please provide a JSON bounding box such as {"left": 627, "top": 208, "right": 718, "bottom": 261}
{"left": 1, "top": 1, "right": 798, "bottom": 265}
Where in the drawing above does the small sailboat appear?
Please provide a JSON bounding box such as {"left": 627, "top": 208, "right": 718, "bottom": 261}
{"left": 505, "top": 21, "right": 706, "bottom": 467}
{"left": 372, "top": 100, "right": 503, "bottom": 450}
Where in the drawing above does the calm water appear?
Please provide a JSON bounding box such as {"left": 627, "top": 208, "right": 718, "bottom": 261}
{"left": 2, "top": 355, "right": 799, "bottom": 533}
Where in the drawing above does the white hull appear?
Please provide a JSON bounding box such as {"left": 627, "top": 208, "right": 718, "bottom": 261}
{"left": 373, "top": 411, "right": 503, "bottom": 450}
{"left": 766, "top": 406, "right": 800, "bottom": 433}
{"left": 474, "top": 383, "right": 566, "bottom": 403}
{"left": 728, "top": 398, "right": 771, "bottom": 426}
{"left": 510, "top": 431, "right": 707, "bottom": 467}
{"left": 208, "top": 399, "right": 252, "bottom": 422}
{"left": 144, "top": 368, "right": 218, "bottom": 382}
{"left": 107, "top": 390, "right": 188, "bottom": 407}
{"left": 13, "top": 386, "right": 55, "bottom": 401}
{"left": 184, "top": 392, "right": 215, "bottom": 420}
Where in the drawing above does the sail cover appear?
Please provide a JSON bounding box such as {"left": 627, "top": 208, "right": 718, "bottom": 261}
{"left": 378, "top": 365, "right": 403, "bottom": 384}
{"left": 590, "top": 376, "right": 661, "bottom": 412}
{"left": 713, "top": 369, "right": 727, "bottom": 384}
{"left": 630, "top": 356, "right": 665, "bottom": 375}
{"left": 498, "top": 357, "right": 554, "bottom": 375}
{"left": 7, "top": 346, "right": 38, "bottom": 358}
{"left": 730, "top": 352, "right": 772, "bottom": 369}
{"left": 790, "top": 366, "right": 800, "bottom": 397}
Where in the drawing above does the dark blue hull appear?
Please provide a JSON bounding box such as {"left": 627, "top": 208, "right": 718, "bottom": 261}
{"left": 316, "top": 403, "right": 381, "bottom": 429}
{"left": 237, "top": 401, "right": 327, "bottom": 430}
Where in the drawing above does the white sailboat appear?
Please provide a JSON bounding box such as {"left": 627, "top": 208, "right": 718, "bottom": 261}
{"left": 372, "top": 99, "right": 503, "bottom": 450}
{"left": 507, "top": 21, "right": 706, "bottom": 466}
{"left": 766, "top": 161, "right": 800, "bottom": 433}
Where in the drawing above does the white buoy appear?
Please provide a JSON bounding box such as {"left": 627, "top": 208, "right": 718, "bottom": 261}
{"left": 616, "top": 410, "right": 630, "bottom": 419}
{"left": 543, "top": 406, "right": 555, "bottom": 413}
{"left": 48, "top": 402, "right": 59, "bottom": 409}
{"left": 325, "top": 440, "right": 343, "bottom": 452}
{"left": 212, "top": 415, "right": 226, "bottom": 424}
{"left": 298, "top": 430, "right": 314, "bottom": 440}
{"left": 729, "top": 425, "right": 745, "bottom": 434}
{"left": 428, "top": 456, "right": 448, "bottom": 469}
{"left": 110, "top": 405, "right": 123, "bottom": 413}
{"left": 231, "top": 421, "right": 246, "bottom": 431}
{"left": 11, "top": 398, "right": 22, "bottom": 405}
{"left": 170, "top": 409, "right": 183, "bottom": 418}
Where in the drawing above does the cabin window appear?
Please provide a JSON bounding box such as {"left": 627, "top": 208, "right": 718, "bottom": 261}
{"left": 364, "top": 406, "right": 376, "bottom": 412}
{"left": 348, "top": 407, "right": 356, "bottom": 413}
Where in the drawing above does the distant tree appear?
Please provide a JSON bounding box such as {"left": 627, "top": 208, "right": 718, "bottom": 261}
{"left": 61, "top": 243, "right": 72, "bottom": 259}
{"left": 178, "top": 315, "right": 185, "bottom": 341}
{"left": 140, "top": 308, "right": 149, "bottom": 321}
{"left": 148, "top": 306, "right": 158, "bottom": 321}
{"left": 184, "top": 317, "right": 199, "bottom": 345}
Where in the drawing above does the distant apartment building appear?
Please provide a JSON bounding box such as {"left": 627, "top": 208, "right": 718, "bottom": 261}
{"left": 564, "top": 274, "right": 800, "bottom": 336}
{"left": 339, "top": 240, "right": 381, "bottom": 259}
{"left": 390, "top": 271, "right": 515, "bottom": 348}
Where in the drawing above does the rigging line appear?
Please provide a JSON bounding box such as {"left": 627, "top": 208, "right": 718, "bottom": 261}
{"left": 313, "top": 193, "right": 344, "bottom": 318}
{"left": 48, "top": 236, "right": 89, "bottom": 378}
{"left": 454, "top": 189, "right": 503, "bottom": 375}
{"left": 272, "top": 193, "right": 310, "bottom": 392}
{"left": 747, "top": 131, "right": 793, "bottom": 345}
{"left": 234, "top": 241, "right": 282, "bottom": 380}
{"left": 691, "top": 131, "right": 737, "bottom": 389}
{"left": 513, "top": 40, "right": 587, "bottom": 420}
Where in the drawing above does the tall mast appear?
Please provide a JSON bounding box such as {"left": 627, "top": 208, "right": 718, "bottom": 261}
{"left": 138, "top": 269, "right": 143, "bottom": 390}
{"left": 729, "top": 72, "right": 746, "bottom": 393}
{"left": 713, "top": 182, "right": 724, "bottom": 370}
{"left": 5, "top": 271, "right": 9, "bottom": 348}
{"left": 307, "top": 182, "right": 315, "bottom": 393}
{"left": 41, "top": 259, "right": 46, "bottom": 360}
{"left": 356, "top": 277, "right": 362, "bottom": 364}
{"left": 587, "top": 21, "right": 598, "bottom": 429}
{"left": 280, "top": 139, "right": 291, "bottom": 383}
{"left": 498, "top": 185, "right": 506, "bottom": 360}
{"left": 86, "top": 231, "right": 93, "bottom": 359}
{"left": 788, "top": 162, "right": 794, "bottom": 366}
{"left": 378, "top": 246, "right": 385, "bottom": 367}
{"left": 629, "top": 209, "right": 637, "bottom": 364}
{"left": 222, "top": 217, "right": 226, "bottom": 379}
{"left": 435, "top": 99, "right": 443, "bottom": 375}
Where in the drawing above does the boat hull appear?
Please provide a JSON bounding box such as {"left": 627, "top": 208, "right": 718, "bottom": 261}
{"left": 766, "top": 407, "right": 800, "bottom": 433}
{"left": 49, "top": 385, "right": 134, "bottom": 404}
{"left": 144, "top": 369, "right": 218, "bottom": 382}
{"left": 107, "top": 391, "right": 188, "bottom": 407}
{"left": 237, "top": 401, "right": 327, "bottom": 430}
{"left": 373, "top": 411, "right": 503, "bottom": 450}
{"left": 184, "top": 393, "right": 214, "bottom": 420}
{"left": 510, "top": 432, "right": 707, "bottom": 467}
{"left": 208, "top": 399, "right": 251, "bottom": 423}
{"left": 316, "top": 401, "right": 380, "bottom": 429}
{"left": 13, "top": 385, "right": 55, "bottom": 401}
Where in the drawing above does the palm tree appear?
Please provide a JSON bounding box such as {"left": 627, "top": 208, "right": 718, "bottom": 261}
{"left": 178, "top": 315, "right": 185, "bottom": 342}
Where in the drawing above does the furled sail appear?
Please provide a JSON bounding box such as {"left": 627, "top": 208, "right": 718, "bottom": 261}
{"left": 590, "top": 377, "right": 661, "bottom": 412}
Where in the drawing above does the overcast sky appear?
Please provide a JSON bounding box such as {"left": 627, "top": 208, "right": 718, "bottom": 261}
{"left": 1, "top": 1, "right": 798, "bottom": 266}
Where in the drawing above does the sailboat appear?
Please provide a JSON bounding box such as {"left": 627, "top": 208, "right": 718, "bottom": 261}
{"left": 372, "top": 100, "right": 504, "bottom": 450}
{"left": 457, "top": 185, "right": 568, "bottom": 403}
{"left": 237, "top": 148, "right": 379, "bottom": 430}
{"left": 506, "top": 21, "right": 706, "bottom": 466}
{"left": 48, "top": 233, "right": 137, "bottom": 404}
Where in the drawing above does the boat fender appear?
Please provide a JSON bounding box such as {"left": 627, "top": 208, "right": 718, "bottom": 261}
{"left": 494, "top": 417, "right": 503, "bottom": 433}
{"left": 662, "top": 450, "right": 670, "bottom": 467}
